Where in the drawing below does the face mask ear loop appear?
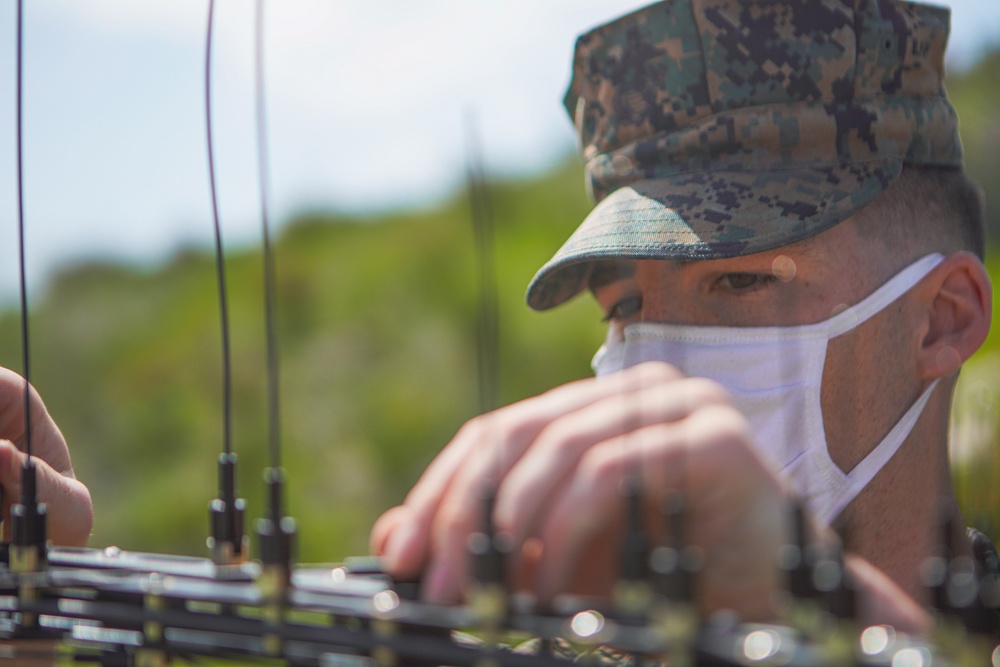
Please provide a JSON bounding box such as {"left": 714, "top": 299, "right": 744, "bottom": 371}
{"left": 819, "top": 379, "right": 940, "bottom": 526}
{"left": 821, "top": 254, "right": 944, "bottom": 340}
{"left": 811, "top": 253, "right": 942, "bottom": 526}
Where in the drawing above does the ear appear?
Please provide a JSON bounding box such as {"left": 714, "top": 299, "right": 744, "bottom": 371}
{"left": 916, "top": 252, "right": 992, "bottom": 380}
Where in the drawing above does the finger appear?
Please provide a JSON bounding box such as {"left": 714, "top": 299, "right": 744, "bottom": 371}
{"left": 422, "top": 496, "right": 475, "bottom": 602}
{"left": 532, "top": 423, "right": 687, "bottom": 600}
{"left": 0, "top": 442, "right": 18, "bottom": 539}
{"left": 372, "top": 505, "right": 432, "bottom": 580}
{"left": 638, "top": 404, "right": 784, "bottom": 619}
{"left": 495, "top": 375, "right": 730, "bottom": 549}
{"left": 0, "top": 440, "right": 92, "bottom": 547}
{"left": 382, "top": 415, "right": 506, "bottom": 581}
{"left": 33, "top": 454, "right": 93, "bottom": 547}
{"left": 370, "top": 504, "right": 408, "bottom": 556}
{"left": 0, "top": 368, "right": 74, "bottom": 476}
{"left": 382, "top": 363, "right": 685, "bottom": 581}
{"left": 533, "top": 404, "right": 785, "bottom": 616}
{"left": 417, "top": 364, "right": 690, "bottom": 599}
{"left": 404, "top": 364, "right": 683, "bottom": 511}
{"left": 846, "top": 554, "right": 931, "bottom": 634}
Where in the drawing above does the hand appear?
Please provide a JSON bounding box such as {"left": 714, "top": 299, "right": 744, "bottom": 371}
{"left": 372, "top": 362, "right": 792, "bottom": 619}
{"left": 0, "top": 367, "right": 93, "bottom": 547}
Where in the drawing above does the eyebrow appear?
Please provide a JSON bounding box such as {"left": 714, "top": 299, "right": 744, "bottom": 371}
{"left": 584, "top": 239, "right": 823, "bottom": 294}
{"left": 587, "top": 260, "right": 636, "bottom": 291}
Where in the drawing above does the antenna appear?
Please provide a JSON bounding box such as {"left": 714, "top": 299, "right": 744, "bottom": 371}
{"left": 615, "top": 474, "right": 651, "bottom": 620}
{"left": 466, "top": 112, "right": 498, "bottom": 418}
{"left": 204, "top": 0, "right": 247, "bottom": 566}
{"left": 648, "top": 458, "right": 698, "bottom": 665}
{"left": 252, "top": 5, "right": 296, "bottom": 644}
{"left": 463, "top": 112, "right": 509, "bottom": 641}
{"left": 10, "top": 0, "right": 48, "bottom": 600}
{"left": 256, "top": 0, "right": 281, "bottom": 476}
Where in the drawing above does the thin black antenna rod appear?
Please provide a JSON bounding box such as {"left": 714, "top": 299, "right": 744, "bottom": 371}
{"left": 256, "top": 0, "right": 281, "bottom": 472}
{"left": 465, "top": 113, "right": 498, "bottom": 416}
{"left": 15, "top": 0, "right": 32, "bottom": 462}
{"left": 205, "top": 0, "right": 233, "bottom": 458}
{"left": 204, "top": 0, "right": 246, "bottom": 566}
{"left": 464, "top": 113, "right": 509, "bottom": 639}
{"left": 11, "top": 0, "right": 47, "bottom": 579}
{"left": 253, "top": 0, "right": 295, "bottom": 608}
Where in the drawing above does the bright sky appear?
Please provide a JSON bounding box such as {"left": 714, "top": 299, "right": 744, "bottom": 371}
{"left": 0, "top": 0, "right": 998, "bottom": 301}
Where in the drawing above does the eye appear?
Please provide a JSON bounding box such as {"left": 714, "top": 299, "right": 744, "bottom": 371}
{"left": 717, "top": 273, "right": 776, "bottom": 293}
{"left": 601, "top": 294, "right": 642, "bottom": 322}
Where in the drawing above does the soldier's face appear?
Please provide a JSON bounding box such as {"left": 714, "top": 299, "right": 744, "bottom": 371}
{"left": 589, "top": 214, "right": 924, "bottom": 481}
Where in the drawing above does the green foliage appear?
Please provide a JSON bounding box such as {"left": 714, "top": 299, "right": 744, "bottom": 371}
{"left": 950, "top": 248, "right": 1000, "bottom": 539}
{"left": 2, "top": 46, "right": 999, "bottom": 565}
{"left": 0, "top": 157, "right": 604, "bottom": 562}
{"left": 948, "top": 51, "right": 1000, "bottom": 244}
{"left": 944, "top": 50, "right": 1000, "bottom": 539}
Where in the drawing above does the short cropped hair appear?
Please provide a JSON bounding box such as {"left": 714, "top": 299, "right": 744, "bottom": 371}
{"left": 855, "top": 166, "right": 986, "bottom": 262}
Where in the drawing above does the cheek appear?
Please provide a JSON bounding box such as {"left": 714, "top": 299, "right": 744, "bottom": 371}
{"left": 820, "top": 301, "right": 920, "bottom": 472}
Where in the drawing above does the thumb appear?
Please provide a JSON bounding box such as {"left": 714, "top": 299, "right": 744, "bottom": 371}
{"left": 0, "top": 440, "right": 92, "bottom": 547}
{"left": 0, "top": 439, "right": 26, "bottom": 502}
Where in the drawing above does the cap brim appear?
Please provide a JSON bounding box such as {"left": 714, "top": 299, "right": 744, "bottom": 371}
{"left": 526, "top": 159, "right": 901, "bottom": 311}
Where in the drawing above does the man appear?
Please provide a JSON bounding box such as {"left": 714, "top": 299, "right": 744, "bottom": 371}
{"left": 372, "top": 0, "right": 989, "bottom": 632}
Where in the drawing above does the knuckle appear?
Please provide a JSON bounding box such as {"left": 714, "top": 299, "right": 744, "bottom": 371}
{"left": 540, "top": 374, "right": 593, "bottom": 398}
{"left": 505, "top": 416, "right": 542, "bottom": 450}
{"left": 632, "top": 360, "right": 683, "bottom": 383}
{"left": 681, "top": 377, "right": 732, "bottom": 405}
{"left": 454, "top": 413, "right": 492, "bottom": 441}
{"left": 456, "top": 411, "right": 516, "bottom": 452}
{"left": 434, "top": 496, "right": 476, "bottom": 538}
{"left": 691, "top": 404, "right": 753, "bottom": 447}
{"left": 576, "top": 445, "right": 621, "bottom": 486}
{"left": 533, "top": 418, "right": 588, "bottom": 458}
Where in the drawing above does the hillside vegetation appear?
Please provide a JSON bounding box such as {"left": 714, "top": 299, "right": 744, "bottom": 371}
{"left": 0, "top": 159, "right": 607, "bottom": 560}
{"left": 1, "top": 49, "right": 999, "bottom": 561}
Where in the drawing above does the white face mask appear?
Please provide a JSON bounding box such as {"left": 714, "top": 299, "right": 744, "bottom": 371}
{"left": 592, "top": 253, "right": 943, "bottom": 526}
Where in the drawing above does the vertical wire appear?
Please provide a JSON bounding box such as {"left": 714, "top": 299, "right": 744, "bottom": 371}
{"left": 464, "top": 110, "right": 508, "bottom": 599}
{"left": 205, "top": 0, "right": 233, "bottom": 458}
{"left": 466, "top": 111, "right": 504, "bottom": 544}
{"left": 15, "top": 0, "right": 32, "bottom": 461}
{"left": 617, "top": 269, "right": 647, "bottom": 605}
{"left": 465, "top": 113, "right": 498, "bottom": 419}
{"left": 255, "top": 0, "right": 281, "bottom": 472}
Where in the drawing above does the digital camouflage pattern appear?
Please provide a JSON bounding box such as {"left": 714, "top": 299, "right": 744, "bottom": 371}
{"left": 527, "top": 0, "right": 962, "bottom": 311}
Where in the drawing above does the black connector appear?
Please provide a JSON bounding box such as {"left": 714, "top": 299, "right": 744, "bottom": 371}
{"left": 10, "top": 458, "right": 47, "bottom": 573}
{"left": 468, "top": 482, "right": 507, "bottom": 589}
{"left": 615, "top": 475, "right": 652, "bottom": 620}
{"left": 256, "top": 467, "right": 296, "bottom": 597}
{"left": 619, "top": 475, "right": 649, "bottom": 581}
{"left": 467, "top": 482, "right": 509, "bottom": 639}
{"left": 651, "top": 487, "right": 695, "bottom": 603}
{"left": 785, "top": 500, "right": 815, "bottom": 601}
{"left": 208, "top": 452, "right": 248, "bottom": 565}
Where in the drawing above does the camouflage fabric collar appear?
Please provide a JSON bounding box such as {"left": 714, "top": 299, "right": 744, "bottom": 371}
{"left": 527, "top": 0, "right": 962, "bottom": 311}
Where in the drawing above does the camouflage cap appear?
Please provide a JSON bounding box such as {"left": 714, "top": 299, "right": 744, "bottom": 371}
{"left": 526, "top": 0, "right": 962, "bottom": 311}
